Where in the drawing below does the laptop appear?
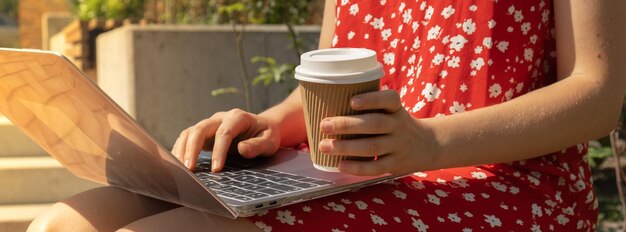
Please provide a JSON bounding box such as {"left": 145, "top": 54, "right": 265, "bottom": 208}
{"left": 0, "top": 48, "right": 404, "bottom": 218}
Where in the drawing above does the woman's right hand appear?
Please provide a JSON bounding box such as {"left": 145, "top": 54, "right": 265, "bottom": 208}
{"left": 172, "top": 108, "right": 281, "bottom": 173}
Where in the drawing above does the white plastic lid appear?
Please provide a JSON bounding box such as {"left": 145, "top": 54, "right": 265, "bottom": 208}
{"left": 295, "top": 48, "right": 384, "bottom": 84}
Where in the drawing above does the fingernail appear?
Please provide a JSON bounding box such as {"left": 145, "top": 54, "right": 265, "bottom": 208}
{"left": 320, "top": 120, "right": 333, "bottom": 133}
{"left": 319, "top": 140, "right": 332, "bottom": 153}
{"left": 351, "top": 97, "right": 363, "bottom": 109}
{"left": 184, "top": 159, "right": 190, "bottom": 168}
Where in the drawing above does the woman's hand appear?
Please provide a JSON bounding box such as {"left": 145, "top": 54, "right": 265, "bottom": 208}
{"left": 319, "top": 90, "right": 438, "bottom": 176}
{"left": 172, "top": 109, "right": 281, "bottom": 172}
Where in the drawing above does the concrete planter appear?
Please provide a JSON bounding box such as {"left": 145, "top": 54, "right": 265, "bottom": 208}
{"left": 97, "top": 24, "right": 321, "bottom": 148}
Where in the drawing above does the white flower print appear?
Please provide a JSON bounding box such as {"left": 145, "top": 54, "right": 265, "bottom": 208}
{"left": 471, "top": 171, "right": 487, "bottom": 179}
{"left": 527, "top": 175, "right": 540, "bottom": 186}
{"left": 421, "top": 83, "right": 442, "bottom": 102}
{"left": 332, "top": 35, "right": 338, "bottom": 47}
{"left": 255, "top": 221, "right": 273, "bottom": 232}
{"left": 441, "top": 5, "right": 455, "bottom": 19}
{"left": 349, "top": 4, "right": 359, "bottom": 16}
{"left": 470, "top": 57, "right": 485, "bottom": 70}
{"left": 488, "top": 19, "right": 496, "bottom": 29}
{"left": 415, "top": 172, "right": 427, "bottom": 177}
{"left": 424, "top": 6, "right": 434, "bottom": 21}
{"left": 469, "top": 5, "right": 477, "bottom": 12}
{"left": 379, "top": 0, "right": 386, "bottom": 5}
{"left": 435, "top": 189, "right": 448, "bottom": 198}
{"left": 371, "top": 214, "right": 387, "bottom": 225}
{"left": 531, "top": 224, "right": 542, "bottom": 232}
{"left": 462, "top": 19, "right": 476, "bottom": 35}
{"left": 276, "top": 210, "right": 296, "bottom": 225}
{"left": 427, "top": 194, "right": 441, "bottom": 205}
{"left": 482, "top": 37, "right": 493, "bottom": 48}
{"left": 427, "top": 25, "right": 442, "bottom": 40}
{"left": 524, "top": 48, "right": 534, "bottom": 61}
{"left": 410, "top": 101, "right": 424, "bottom": 113}
{"left": 381, "top": 28, "right": 392, "bottom": 40}
{"left": 542, "top": 9, "right": 550, "bottom": 23}
{"left": 355, "top": 201, "right": 368, "bottom": 210}
{"left": 411, "top": 181, "right": 425, "bottom": 189}
{"left": 449, "top": 213, "right": 462, "bottom": 223}
{"left": 506, "top": 26, "right": 514, "bottom": 32}
{"left": 508, "top": 5, "right": 516, "bottom": 14}
{"left": 439, "top": 70, "right": 448, "bottom": 78}
{"left": 363, "top": 14, "right": 372, "bottom": 23}
{"left": 521, "top": 22, "right": 531, "bottom": 35}
{"left": 449, "top": 101, "right": 466, "bottom": 114}
{"left": 432, "top": 53, "right": 444, "bottom": 65}
{"left": 496, "top": 41, "right": 509, "bottom": 52}
{"left": 449, "top": 35, "right": 468, "bottom": 51}
{"left": 340, "top": 0, "right": 348, "bottom": 6}
{"left": 484, "top": 214, "right": 502, "bottom": 228}
{"left": 474, "top": 46, "right": 483, "bottom": 54}
{"left": 516, "top": 219, "right": 524, "bottom": 225}
{"left": 394, "top": 217, "right": 401, "bottom": 223}
{"left": 327, "top": 202, "right": 346, "bottom": 212}
{"left": 363, "top": 33, "right": 369, "bottom": 39}
{"left": 302, "top": 206, "right": 312, "bottom": 212}
{"left": 514, "top": 10, "right": 524, "bottom": 22}
{"left": 347, "top": 31, "right": 355, "bottom": 40}
{"left": 398, "top": 2, "right": 405, "bottom": 12}
{"left": 489, "top": 83, "right": 502, "bottom": 98}
{"left": 463, "top": 229, "right": 472, "bottom": 232}
{"left": 370, "top": 17, "right": 385, "bottom": 30}
{"left": 372, "top": 198, "right": 385, "bottom": 205}
{"left": 532, "top": 203, "right": 543, "bottom": 217}
{"left": 402, "top": 8, "right": 412, "bottom": 24}
{"left": 463, "top": 193, "right": 476, "bottom": 202}
{"left": 412, "top": 218, "right": 429, "bottom": 232}
{"left": 460, "top": 84, "right": 468, "bottom": 92}
{"left": 348, "top": 213, "right": 355, "bottom": 219}
{"left": 509, "top": 186, "right": 520, "bottom": 194}
{"left": 505, "top": 88, "right": 514, "bottom": 101}
{"left": 465, "top": 211, "right": 474, "bottom": 217}
{"left": 383, "top": 52, "right": 395, "bottom": 65}
{"left": 447, "top": 56, "right": 460, "bottom": 68}
{"left": 407, "top": 209, "right": 419, "bottom": 216}
{"left": 441, "top": 35, "right": 449, "bottom": 45}
{"left": 556, "top": 214, "right": 570, "bottom": 225}
{"left": 437, "top": 217, "right": 445, "bottom": 222}
{"left": 491, "top": 182, "right": 508, "bottom": 192}
{"left": 516, "top": 82, "right": 524, "bottom": 93}
{"left": 331, "top": 229, "right": 344, "bottom": 232}
{"left": 412, "top": 37, "right": 421, "bottom": 49}
{"left": 393, "top": 190, "right": 407, "bottom": 200}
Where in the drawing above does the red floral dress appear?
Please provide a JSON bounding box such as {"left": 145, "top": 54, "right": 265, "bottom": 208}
{"left": 248, "top": 1, "right": 598, "bottom": 231}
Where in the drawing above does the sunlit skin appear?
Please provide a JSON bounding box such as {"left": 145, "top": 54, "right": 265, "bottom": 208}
{"left": 28, "top": 1, "right": 626, "bottom": 231}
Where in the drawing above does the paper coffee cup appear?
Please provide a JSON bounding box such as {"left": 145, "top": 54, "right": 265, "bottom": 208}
{"left": 295, "top": 48, "right": 384, "bottom": 172}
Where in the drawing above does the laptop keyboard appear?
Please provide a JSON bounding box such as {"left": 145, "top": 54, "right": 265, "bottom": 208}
{"left": 194, "top": 160, "right": 333, "bottom": 202}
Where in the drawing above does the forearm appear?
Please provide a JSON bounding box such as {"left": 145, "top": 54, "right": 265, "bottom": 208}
{"left": 259, "top": 88, "right": 307, "bottom": 147}
{"left": 426, "top": 74, "right": 625, "bottom": 170}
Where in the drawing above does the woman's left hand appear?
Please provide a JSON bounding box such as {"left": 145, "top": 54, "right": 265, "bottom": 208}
{"left": 319, "top": 90, "right": 438, "bottom": 176}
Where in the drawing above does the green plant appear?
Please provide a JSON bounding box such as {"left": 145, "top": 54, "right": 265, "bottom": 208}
{"left": 0, "top": 0, "right": 18, "bottom": 22}
{"left": 209, "top": 0, "right": 312, "bottom": 112}
{"left": 70, "top": 0, "right": 144, "bottom": 20}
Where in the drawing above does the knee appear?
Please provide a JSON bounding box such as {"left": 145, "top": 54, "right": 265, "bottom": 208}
{"left": 27, "top": 203, "right": 77, "bottom": 232}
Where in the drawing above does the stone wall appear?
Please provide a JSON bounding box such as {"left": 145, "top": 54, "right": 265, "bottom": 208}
{"left": 18, "top": 0, "right": 71, "bottom": 49}
{"left": 97, "top": 24, "right": 321, "bottom": 148}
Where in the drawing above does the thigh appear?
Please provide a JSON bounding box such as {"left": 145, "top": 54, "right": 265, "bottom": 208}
{"left": 118, "top": 207, "right": 259, "bottom": 232}
{"left": 29, "top": 187, "right": 178, "bottom": 232}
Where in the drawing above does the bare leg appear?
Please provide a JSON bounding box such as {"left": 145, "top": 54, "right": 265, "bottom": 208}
{"left": 118, "top": 207, "right": 259, "bottom": 232}
{"left": 28, "top": 187, "right": 178, "bottom": 232}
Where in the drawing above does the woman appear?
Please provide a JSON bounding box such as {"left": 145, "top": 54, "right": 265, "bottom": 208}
{"left": 29, "top": 0, "right": 626, "bottom": 231}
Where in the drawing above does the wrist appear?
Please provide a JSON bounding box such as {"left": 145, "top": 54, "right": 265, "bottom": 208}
{"left": 419, "top": 117, "right": 450, "bottom": 171}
